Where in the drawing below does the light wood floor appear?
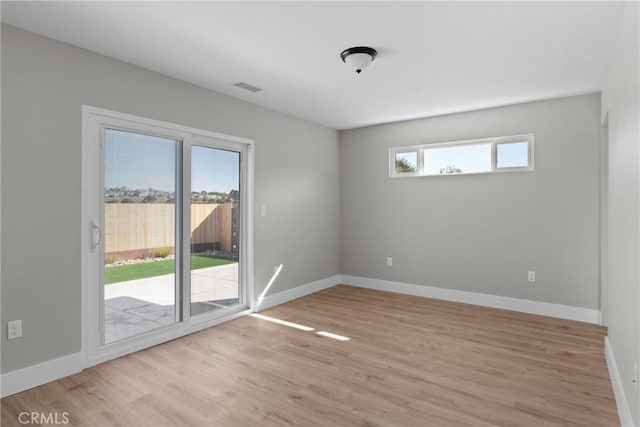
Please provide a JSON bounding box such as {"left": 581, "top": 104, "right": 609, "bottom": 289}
{"left": 1, "top": 285, "right": 618, "bottom": 426}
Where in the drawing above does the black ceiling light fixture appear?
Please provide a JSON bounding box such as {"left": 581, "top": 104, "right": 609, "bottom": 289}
{"left": 340, "top": 46, "right": 377, "bottom": 74}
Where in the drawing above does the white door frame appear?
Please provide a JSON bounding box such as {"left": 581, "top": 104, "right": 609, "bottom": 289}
{"left": 81, "top": 105, "right": 255, "bottom": 368}
{"left": 600, "top": 112, "right": 609, "bottom": 326}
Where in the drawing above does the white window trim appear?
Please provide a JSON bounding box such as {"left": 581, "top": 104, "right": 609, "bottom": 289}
{"left": 81, "top": 105, "right": 255, "bottom": 368}
{"left": 389, "top": 133, "right": 534, "bottom": 178}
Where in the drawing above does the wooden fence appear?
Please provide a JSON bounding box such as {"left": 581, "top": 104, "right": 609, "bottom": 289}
{"left": 104, "top": 203, "right": 233, "bottom": 256}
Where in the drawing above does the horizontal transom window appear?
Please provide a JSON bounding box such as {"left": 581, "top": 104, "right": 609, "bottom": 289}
{"left": 389, "top": 134, "right": 534, "bottom": 178}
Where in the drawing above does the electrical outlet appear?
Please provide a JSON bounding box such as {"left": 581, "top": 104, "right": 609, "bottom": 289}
{"left": 634, "top": 363, "right": 638, "bottom": 392}
{"left": 528, "top": 271, "right": 536, "bottom": 282}
{"left": 387, "top": 257, "right": 393, "bottom": 267}
{"left": 8, "top": 320, "right": 22, "bottom": 340}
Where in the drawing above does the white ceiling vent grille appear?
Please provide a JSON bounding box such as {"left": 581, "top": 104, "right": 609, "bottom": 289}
{"left": 233, "top": 82, "right": 263, "bottom": 93}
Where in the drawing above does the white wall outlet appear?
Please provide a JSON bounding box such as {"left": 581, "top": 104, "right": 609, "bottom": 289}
{"left": 8, "top": 320, "right": 22, "bottom": 340}
{"left": 528, "top": 271, "right": 536, "bottom": 282}
{"left": 634, "top": 362, "right": 638, "bottom": 392}
{"left": 387, "top": 257, "right": 393, "bottom": 267}
{"left": 260, "top": 205, "right": 266, "bottom": 217}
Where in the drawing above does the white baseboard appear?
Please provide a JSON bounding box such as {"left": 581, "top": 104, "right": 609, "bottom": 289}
{"left": 1, "top": 352, "right": 82, "bottom": 398}
{"left": 341, "top": 275, "right": 601, "bottom": 324}
{"left": 256, "top": 274, "right": 341, "bottom": 311}
{"left": 605, "top": 336, "right": 636, "bottom": 427}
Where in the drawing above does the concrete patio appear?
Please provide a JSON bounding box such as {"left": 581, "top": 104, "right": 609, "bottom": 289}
{"left": 104, "top": 263, "right": 239, "bottom": 342}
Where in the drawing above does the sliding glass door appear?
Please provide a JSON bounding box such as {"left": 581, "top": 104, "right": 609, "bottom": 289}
{"left": 102, "top": 129, "right": 181, "bottom": 343}
{"left": 190, "top": 145, "right": 241, "bottom": 316}
{"left": 83, "top": 106, "right": 253, "bottom": 363}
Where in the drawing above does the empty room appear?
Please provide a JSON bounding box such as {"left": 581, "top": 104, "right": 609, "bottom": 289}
{"left": 1, "top": 1, "right": 639, "bottom": 426}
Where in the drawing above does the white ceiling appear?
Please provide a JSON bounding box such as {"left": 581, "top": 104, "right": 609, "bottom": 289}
{"left": 1, "top": 1, "right": 623, "bottom": 130}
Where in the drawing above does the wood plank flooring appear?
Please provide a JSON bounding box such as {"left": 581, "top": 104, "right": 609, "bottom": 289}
{"left": 1, "top": 285, "right": 618, "bottom": 426}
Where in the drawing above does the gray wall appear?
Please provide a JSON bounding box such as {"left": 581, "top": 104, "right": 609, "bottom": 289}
{"left": 0, "top": 24, "right": 340, "bottom": 374}
{"left": 340, "top": 94, "right": 601, "bottom": 309}
{"left": 601, "top": 0, "right": 640, "bottom": 423}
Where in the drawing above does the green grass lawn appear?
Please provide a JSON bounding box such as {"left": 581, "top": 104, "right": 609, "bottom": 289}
{"left": 105, "top": 255, "right": 236, "bottom": 285}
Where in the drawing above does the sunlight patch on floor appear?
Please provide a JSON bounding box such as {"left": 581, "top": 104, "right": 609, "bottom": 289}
{"left": 250, "top": 313, "right": 314, "bottom": 331}
{"left": 316, "top": 331, "right": 350, "bottom": 341}
{"left": 250, "top": 313, "right": 351, "bottom": 341}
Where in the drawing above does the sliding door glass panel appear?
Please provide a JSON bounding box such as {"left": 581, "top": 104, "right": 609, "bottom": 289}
{"left": 103, "top": 129, "right": 180, "bottom": 343}
{"left": 190, "top": 145, "right": 241, "bottom": 316}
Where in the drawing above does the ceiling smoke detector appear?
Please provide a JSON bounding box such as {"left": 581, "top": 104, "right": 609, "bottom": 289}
{"left": 340, "top": 46, "right": 377, "bottom": 74}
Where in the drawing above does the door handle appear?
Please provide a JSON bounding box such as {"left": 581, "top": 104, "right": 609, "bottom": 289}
{"left": 91, "top": 221, "right": 102, "bottom": 250}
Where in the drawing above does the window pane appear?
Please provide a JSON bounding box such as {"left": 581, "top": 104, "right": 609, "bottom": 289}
{"left": 395, "top": 152, "right": 417, "bottom": 174}
{"left": 497, "top": 141, "right": 529, "bottom": 168}
{"left": 424, "top": 143, "right": 491, "bottom": 175}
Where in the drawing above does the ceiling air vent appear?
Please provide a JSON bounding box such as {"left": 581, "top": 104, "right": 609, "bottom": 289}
{"left": 233, "top": 82, "right": 263, "bottom": 93}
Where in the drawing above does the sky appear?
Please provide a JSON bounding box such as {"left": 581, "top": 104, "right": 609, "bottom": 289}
{"left": 191, "top": 145, "right": 240, "bottom": 193}
{"left": 104, "top": 129, "right": 240, "bottom": 193}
